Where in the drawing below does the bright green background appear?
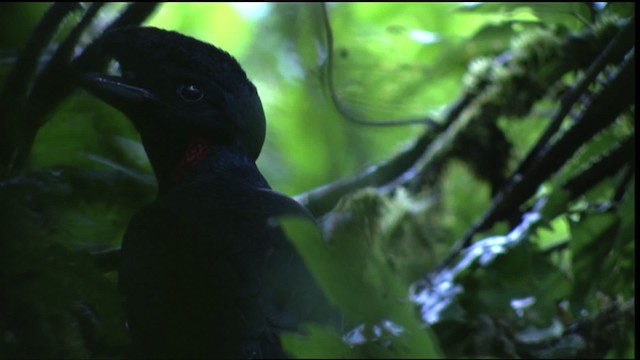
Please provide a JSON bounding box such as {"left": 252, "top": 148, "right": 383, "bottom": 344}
{"left": 28, "top": 3, "right": 553, "bottom": 195}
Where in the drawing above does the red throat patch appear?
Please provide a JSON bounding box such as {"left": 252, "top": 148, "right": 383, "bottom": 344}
{"left": 172, "top": 136, "right": 212, "bottom": 182}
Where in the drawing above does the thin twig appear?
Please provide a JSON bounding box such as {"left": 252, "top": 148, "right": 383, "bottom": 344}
{"left": 0, "top": 3, "right": 80, "bottom": 170}
{"left": 320, "top": 3, "right": 436, "bottom": 127}
{"left": 12, "top": 3, "right": 105, "bottom": 171}
{"left": 10, "top": 3, "right": 160, "bottom": 171}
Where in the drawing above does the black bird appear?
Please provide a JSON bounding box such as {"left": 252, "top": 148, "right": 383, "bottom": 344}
{"left": 81, "top": 26, "right": 337, "bottom": 358}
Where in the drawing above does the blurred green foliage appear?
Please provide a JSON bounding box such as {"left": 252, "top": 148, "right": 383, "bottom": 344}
{"left": 0, "top": 2, "right": 635, "bottom": 359}
{"left": 18, "top": 2, "right": 574, "bottom": 194}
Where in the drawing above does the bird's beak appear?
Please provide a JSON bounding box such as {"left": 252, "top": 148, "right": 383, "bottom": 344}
{"left": 81, "top": 72, "right": 158, "bottom": 110}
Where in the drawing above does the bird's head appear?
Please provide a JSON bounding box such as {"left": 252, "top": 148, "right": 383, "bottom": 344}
{"left": 81, "top": 26, "right": 266, "bottom": 188}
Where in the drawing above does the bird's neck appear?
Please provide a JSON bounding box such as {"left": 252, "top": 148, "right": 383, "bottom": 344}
{"left": 171, "top": 136, "right": 212, "bottom": 183}
{"left": 142, "top": 133, "right": 261, "bottom": 194}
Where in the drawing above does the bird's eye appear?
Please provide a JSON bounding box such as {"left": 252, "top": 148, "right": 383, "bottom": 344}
{"left": 177, "top": 83, "right": 204, "bottom": 102}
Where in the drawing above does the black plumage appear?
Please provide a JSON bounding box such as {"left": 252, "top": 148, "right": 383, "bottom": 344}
{"left": 81, "top": 26, "right": 337, "bottom": 358}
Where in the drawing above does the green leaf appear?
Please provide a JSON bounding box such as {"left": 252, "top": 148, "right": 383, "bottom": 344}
{"left": 533, "top": 216, "right": 569, "bottom": 251}
{"left": 458, "top": 3, "right": 593, "bottom": 29}
{"left": 461, "top": 242, "right": 571, "bottom": 321}
{"left": 279, "top": 216, "right": 443, "bottom": 358}
{"left": 538, "top": 188, "right": 571, "bottom": 221}
{"left": 281, "top": 324, "right": 351, "bottom": 359}
{"left": 554, "top": 123, "right": 631, "bottom": 191}
{"left": 598, "top": 183, "right": 635, "bottom": 298}
{"left": 467, "top": 21, "right": 544, "bottom": 56}
{"left": 569, "top": 210, "right": 620, "bottom": 304}
{"left": 603, "top": 3, "right": 635, "bottom": 18}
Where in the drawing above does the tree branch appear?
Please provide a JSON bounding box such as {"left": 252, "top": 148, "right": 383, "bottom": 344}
{"left": 508, "top": 18, "right": 635, "bottom": 185}
{"left": 454, "top": 50, "right": 635, "bottom": 259}
{"left": 296, "top": 93, "right": 475, "bottom": 217}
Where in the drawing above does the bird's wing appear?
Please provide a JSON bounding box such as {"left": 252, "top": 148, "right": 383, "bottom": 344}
{"left": 253, "top": 189, "right": 341, "bottom": 332}
{"left": 118, "top": 186, "right": 338, "bottom": 358}
{"left": 119, "top": 198, "right": 275, "bottom": 358}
